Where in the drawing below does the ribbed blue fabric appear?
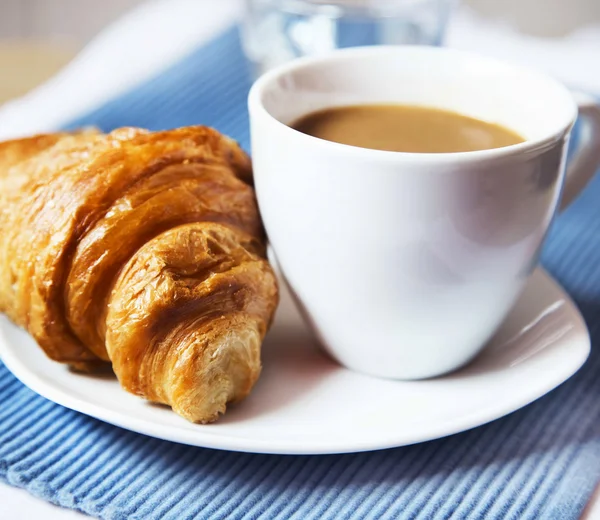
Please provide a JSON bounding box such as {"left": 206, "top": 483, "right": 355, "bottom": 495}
{"left": 0, "top": 26, "right": 599, "bottom": 520}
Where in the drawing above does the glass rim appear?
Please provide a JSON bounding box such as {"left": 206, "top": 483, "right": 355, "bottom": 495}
{"left": 247, "top": 0, "right": 450, "bottom": 18}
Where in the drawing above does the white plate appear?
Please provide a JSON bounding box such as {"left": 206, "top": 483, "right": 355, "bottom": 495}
{"left": 0, "top": 268, "right": 590, "bottom": 455}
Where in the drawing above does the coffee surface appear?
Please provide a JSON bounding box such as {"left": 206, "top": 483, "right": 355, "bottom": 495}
{"left": 292, "top": 104, "right": 524, "bottom": 153}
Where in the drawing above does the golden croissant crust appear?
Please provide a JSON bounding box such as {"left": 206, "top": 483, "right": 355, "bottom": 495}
{"left": 0, "top": 126, "right": 278, "bottom": 423}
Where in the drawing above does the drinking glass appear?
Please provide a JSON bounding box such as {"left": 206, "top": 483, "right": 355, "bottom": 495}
{"left": 241, "top": 0, "right": 455, "bottom": 75}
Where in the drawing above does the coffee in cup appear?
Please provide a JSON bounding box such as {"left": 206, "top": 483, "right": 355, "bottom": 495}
{"left": 292, "top": 104, "right": 524, "bottom": 153}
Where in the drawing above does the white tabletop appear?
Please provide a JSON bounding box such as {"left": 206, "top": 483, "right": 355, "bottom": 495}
{"left": 0, "top": 484, "right": 85, "bottom": 519}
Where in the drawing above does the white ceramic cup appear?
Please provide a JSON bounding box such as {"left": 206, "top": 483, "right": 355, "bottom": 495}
{"left": 248, "top": 46, "right": 600, "bottom": 379}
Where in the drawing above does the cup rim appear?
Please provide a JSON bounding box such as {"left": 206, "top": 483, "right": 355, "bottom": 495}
{"left": 248, "top": 45, "right": 578, "bottom": 163}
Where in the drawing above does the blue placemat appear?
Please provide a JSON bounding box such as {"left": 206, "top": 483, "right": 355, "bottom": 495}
{"left": 1, "top": 26, "right": 600, "bottom": 520}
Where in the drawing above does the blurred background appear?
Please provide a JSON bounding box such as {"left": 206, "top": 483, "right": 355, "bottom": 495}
{"left": 0, "top": 0, "right": 141, "bottom": 102}
{"left": 0, "top": 0, "right": 599, "bottom": 105}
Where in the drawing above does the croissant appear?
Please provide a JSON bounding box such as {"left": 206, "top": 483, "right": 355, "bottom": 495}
{"left": 0, "top": 126, "right": 278, "bottom": 423}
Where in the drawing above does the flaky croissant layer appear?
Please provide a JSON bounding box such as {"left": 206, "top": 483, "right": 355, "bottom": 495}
{"left": 0, "top": 126, "right": 278, "bottom": 423}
